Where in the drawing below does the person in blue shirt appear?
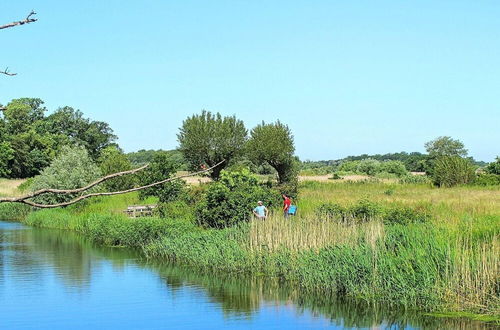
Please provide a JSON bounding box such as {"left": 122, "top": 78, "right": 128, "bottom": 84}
{"left": 252, "top": 201, "right": 268, "bottom": 219}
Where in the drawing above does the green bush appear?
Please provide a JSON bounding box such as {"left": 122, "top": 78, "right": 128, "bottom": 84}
{"left": 399, "top": 174, "right": 431, "bottom": 185}
{"left": 29, "top": 145, "right": 102, "bottom": 205}
{"left": 380, "top": 160, "right": 408, "bottom": 177}
{"left": 98, "top": 146, "right": 135, "bottom": 191}
{"left": 473, "top": 173, "right": 500, "bottom": 186}
{"left": 156, "top": 200, "right": 194, "bottom": 221}
{"left": 348, "top": 198, "right": 383, "bottom": 221}
{"left": 196, "top": 169, "right": 280, "bottom": 228}
{"left": 383, "top": 206, "right": 431, "bottom": 225}
{"left": 138, "top": 151, "right": 185, "bottom": 203}
{"left": 316, "top": 202, "right": 346, "bottom": 221}
{"left": 356, "top": 159, "right": 381, "bottom": 176}
{"left": 432, "top": 156, "right": 475, "bottom": 187}
{"left": 338, "top": 160, "right": 360, "bottom": 172}
{"left": 485, "top": 157, "right": 500, "bottom": 175}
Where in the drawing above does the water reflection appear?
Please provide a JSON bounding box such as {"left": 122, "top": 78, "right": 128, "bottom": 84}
{"left": 0, "top": 221, "right": 495, "bottom": 329}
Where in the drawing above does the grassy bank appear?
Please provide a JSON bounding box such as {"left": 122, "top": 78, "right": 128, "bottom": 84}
{"left": 1, "top": 180, "right": 499, "bottom": 320}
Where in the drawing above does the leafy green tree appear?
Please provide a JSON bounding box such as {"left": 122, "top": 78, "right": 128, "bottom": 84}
{"left": 178, "top": 110, "right": 247, "bottom": 180}
{"left": 42, "top": 106, "right": 117, "bottom": 159}
{"left": 0, "top": 142, "right": 14, "bottom": 177}
{"left": 246, "top": 121, "right": 295, "bottom": 184}
{"left": 196, "top": 169, "right": 280, "bottom": 228}
{"left": 485, "top": 157, "right": 500, "bottom": 175}
{"left": 425, "top": 136, "right": 468, "bottom": 158}
{"left": 2, "top": 98, "right": 46, "bottom": 135}
{"left": 98, "top": 146, "right": 135, "bottom": 191}
{"left": 432, "top": 156, "right": 475, "bottom": 187}
{"left": 30, "top": 145, "right": 102, "bottom": 205}
{"left": 138, "top": 151, "right": 185, "bottom": 203}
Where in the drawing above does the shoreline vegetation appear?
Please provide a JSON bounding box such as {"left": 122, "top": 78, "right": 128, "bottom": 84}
{"left": 1, "top": 179, "right": 498, "bottom": 324}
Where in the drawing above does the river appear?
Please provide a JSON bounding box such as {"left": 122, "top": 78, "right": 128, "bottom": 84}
{"left": 0, "top": 221, "right": 493, "bottom": 329}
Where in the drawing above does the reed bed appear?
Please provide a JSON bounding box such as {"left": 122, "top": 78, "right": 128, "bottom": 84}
{"left": 249, "top": 215, "right": 384, "bottom": 252}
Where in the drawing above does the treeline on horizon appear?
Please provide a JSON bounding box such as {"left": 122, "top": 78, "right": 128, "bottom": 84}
{"left": 0, "top": 97, "right": 495, "bottom": 180}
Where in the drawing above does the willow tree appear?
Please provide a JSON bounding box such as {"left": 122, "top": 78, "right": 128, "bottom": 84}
{"left": 246, "top": 121, "right": 297, "bottom": 185}
{"left": 177, "top": 110, "right": 247, "bottom": 180}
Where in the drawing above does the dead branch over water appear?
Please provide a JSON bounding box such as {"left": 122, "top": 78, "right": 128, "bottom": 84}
{"left": 0, "top": 161, "right": 224, "bottom": 208}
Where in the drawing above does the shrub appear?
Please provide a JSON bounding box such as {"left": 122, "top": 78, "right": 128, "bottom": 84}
{"left": 196, "top": 169, "right": 280, "bottom": 228}
{"left": 356, "top": 159, "right": 381, "bottom": 176}
{"left": 379, "top": 160, "right": 408, "bottom": 177}
{"left": 29, "top": 145, "right": 102, "bottom": 205}
{"left": 432, "top": 156, "right": 475, "bottom": 187}
{"left": 315, "top": 202, "right": 346, "bottom": 221}
{"left": 485, "top": 157, "right": 500, "bottom": 175}
{"left": 98, "top": 146, "right": 135, "bottom": 191}
{"left": 399, "top": 174, "right": 431, "bottom": 185}
{"left": 138, "top": 151, "right": 185, "bottom": 203}
{"left": 338, "top": 160, "right": 360, "bottom": 172}
{"left": 348, "top": 198, "right": 383, "bottom": 221}
{"left": 156, "top": 200, "right": 194, "bottom": 221}
{"left": 383, "top": 206, "right": 431, "bottom": 225}
{"left": 473, "top": 173, "right": 500, "bottom": 186}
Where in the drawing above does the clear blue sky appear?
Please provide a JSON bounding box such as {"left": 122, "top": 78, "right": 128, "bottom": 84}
{"left": 1, "top": 1, "right": 499, "bottom": 161}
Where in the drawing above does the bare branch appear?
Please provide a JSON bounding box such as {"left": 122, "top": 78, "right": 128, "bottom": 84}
{"left": 0, "top": 160, "right": 224, "bottom": 208}
{"left": 0, "top": 68, "right": 17, "bottom": 76}
{"left": 0, "top": 10, "right": 37, "bottom": 30}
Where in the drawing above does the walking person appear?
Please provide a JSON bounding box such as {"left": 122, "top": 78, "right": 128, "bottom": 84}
{"left": 282, "top": 194, "right": 291, "bottom": 218}
{"left": 253, "top": 201, "right": 269, "bottom": 220}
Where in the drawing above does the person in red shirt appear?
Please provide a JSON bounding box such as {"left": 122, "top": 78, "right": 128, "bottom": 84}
{"left": 282, "top": 194, "right": 291, "bottom": 218}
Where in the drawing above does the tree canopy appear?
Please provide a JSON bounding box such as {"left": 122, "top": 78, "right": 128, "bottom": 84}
{"left": 177, "top": 110, "right": 247, "bottom": 180}
{"left": 424, "top": 136, "right": 468, "bottom": 158}
{"left": 246, "top": 121, "right": 296, "bottom": 184}
{"left": 0, "top": 98, "right": 117, "bottom": 178}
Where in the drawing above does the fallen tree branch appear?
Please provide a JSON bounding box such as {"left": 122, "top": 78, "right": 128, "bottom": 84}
{"left": 0, "top": 164, "right": 150, "bottom": 204}
{"left": 0, "top": 10, "right": 37, "bottom": 30}
{"left": 0, "top": 160, "right": 224, "bottom": 208}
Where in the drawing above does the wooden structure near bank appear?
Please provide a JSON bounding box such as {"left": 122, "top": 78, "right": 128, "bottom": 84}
{"left": 124, "top": 205, "right": 157, "bottom": 218}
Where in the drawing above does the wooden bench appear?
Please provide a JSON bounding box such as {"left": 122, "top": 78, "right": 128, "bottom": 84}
{"left": 123, "top": 205, "right": 157, "bottom": 218}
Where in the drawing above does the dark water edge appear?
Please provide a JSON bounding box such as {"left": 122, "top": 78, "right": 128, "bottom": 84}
{"left": 0, "top": 221, "right": 495, "bottom": 329}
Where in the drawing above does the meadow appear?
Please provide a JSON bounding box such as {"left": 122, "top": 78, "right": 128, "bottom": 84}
{"left": 0, "top": 178, "right": 498, "bottom": 321}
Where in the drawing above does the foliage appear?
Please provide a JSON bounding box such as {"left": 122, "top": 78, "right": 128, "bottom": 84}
{"left": 0, "top": 142, "right": 14, "bottom": 177}
{"left": 0, "top": 98, "right": 117, "bottom": 178}
{"left": 246, "top": 121, "right": 296, "bottom": 185}
{"left": 196, "top": 169, "right": 280, "bottom": 228}
{"left": 485, "top": 157, "right": 500, "bottom": 175}
{"left": 178, "top": 110, "right": 247, "bottom": 180}
{"left": 432, "top": 156, "right": 476, "bottom": 187}
{"left": 97, "top": 146, "right": 135, "bottom": 191}
{"left": 0, "top": 203, "right": 31, "bottom": 221}
{"left": 29, "top": 145, "right": 102, "bottom": 205}
{"left": 137, "top": 151, "right": 185, "bottom": 203}
{"left": 399, "top": 174, "right": 432, "bottom": 185}
{"left": 473, "top": 173, "right": 500, "bottom": 186}
{"left": 425, "top": 136, "right": 468, "bottom": 158}
{"left": 383, "top": 205, "right": 431, "bottom": 225}
{"left": 356, "top": 159, "right": 381, "bottom": 176}
{"left": 380, "top": 160, "right": 408, "bottom": 177}
{"left": 127, "top": 149, "right": 188, "bottom": 170}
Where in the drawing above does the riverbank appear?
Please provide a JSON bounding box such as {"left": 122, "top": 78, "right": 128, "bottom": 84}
{"left": 1, "top": 181, "right": 499, "bottom": 323}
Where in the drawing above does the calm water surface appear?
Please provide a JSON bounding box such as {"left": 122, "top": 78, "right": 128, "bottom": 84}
{"left": 0, "top": 221, "right": 493, "bottom": 329}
